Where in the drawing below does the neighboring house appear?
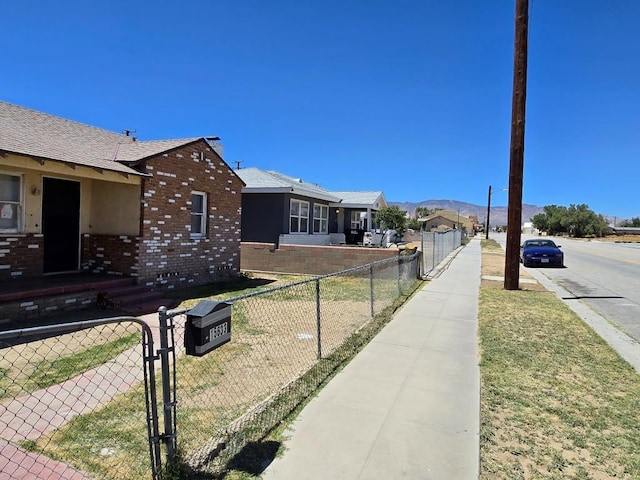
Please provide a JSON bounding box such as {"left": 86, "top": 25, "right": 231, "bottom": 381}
{"left": 330, "top": 191, "right": 387, "bottom": 245}
{"left": 418, "top": 210, "right": 473, "bottom": 233}
{"left": 0, "top": 100, "right": 243, "bottom": 290}
{"left": 522, "top": 222, "right": 538, "bottom": 235}
{"left": 235, "top": 168, "right": 387, "bottom": 246}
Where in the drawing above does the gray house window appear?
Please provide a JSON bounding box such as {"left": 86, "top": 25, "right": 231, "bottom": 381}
{"left": 313, "top": 204, "right": 328, "bottom": 234}
{"left": 290, "top": 199, "right": 309, "bottom": 233}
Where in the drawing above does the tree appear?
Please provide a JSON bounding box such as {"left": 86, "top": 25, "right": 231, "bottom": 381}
{"left": 406, "top": 217, "right": 422, "bottom": 231}
{"left": 530, "top": 203, "right": 608, "bottom": 237}
{"left": 566, "top": 204, "right": 609, "bottom": 237}
{"left": 407, "top": 207, "right": 435, "bottom": 231}
{"left": 531, "top": 212, "right": 548, "bottom": 232}
{"left": 414, "top": 207, "right": 435, "bottom": 219}
{"left": 376, "top": 206, "right": 408, "bottom": 236}
{"left": 531, "top": 205, "right": 568, "bottom": 235}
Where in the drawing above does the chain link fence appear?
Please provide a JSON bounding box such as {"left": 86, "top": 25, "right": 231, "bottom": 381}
{"left": 420, "top": 229, "right": 465, "bottom": 275}
{"left": 0, "top": 244, "right": 471, "bottom": 479}
{"left": 167, "top": 251, "right": 420, "bottom": 475}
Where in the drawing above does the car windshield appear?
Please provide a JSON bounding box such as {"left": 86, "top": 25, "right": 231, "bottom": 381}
{"left": 524, "top": 240, "right": 557, "bottom": 248}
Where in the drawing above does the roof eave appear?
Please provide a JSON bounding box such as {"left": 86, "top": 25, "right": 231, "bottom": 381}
{"left": 1, "top": 149, "right": 148, "bottom": 177}
{"left": 241, "top": 187, "right": 292, "bottom": 194}
{"left": 333, "top": 202, "right": 381, "bottom": 209}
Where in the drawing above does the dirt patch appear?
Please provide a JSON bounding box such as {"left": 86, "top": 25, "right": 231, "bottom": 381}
{"left": 599, "top": 235, "right": 640, "bottom": 243}
{"left": 480, "top": 247, "right": 545, "bottom": 292}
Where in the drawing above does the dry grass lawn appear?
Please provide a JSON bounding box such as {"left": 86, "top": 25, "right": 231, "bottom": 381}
{"left": 479, "top": 239, "right": 640, "bottom": 479}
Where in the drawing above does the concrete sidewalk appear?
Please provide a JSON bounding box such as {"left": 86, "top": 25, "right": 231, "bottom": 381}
{"left": 261, "top": 238, "right": 481, "bottom": 480}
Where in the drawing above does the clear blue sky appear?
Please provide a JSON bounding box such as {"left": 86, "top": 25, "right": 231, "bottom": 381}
{"left": 2, "top": 1, "right": 638, "bottom": 219}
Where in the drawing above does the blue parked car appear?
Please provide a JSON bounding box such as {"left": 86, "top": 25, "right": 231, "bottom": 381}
{"left": 520, "top": 239, "right": 564, "bottom": 267}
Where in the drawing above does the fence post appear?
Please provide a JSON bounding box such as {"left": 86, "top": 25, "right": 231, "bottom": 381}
{"left": 315, "top": 278, "right": 322, "bottom": 360}
{"left": 157, "top": 306, "right": 177, "bottom": 467}
{"left": 420, "top": 229, "right": 425, "bottom": 276}
{"left": 432, "top": 232, "right": 437, "bottom": 268}
{"left": 397, "top": 252, "right": 402, "bottom": 295}
{"left": 369, "top": 264, "right": 375, "bottom": 317}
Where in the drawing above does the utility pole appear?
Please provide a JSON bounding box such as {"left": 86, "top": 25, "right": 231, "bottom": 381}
{"left": 485, "top": 185, "right": 492, "bottom": 240}
{"left": 504, "top": 0, "right": 529, "bottom": 290}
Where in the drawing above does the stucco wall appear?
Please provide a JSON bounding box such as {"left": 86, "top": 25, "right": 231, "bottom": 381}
{"left": 240, "top": 242, "right": 398, "bottom": 275}
{"left": 1, "top": 153, "right": 140, "bottom": 235}
{"left": 89, "top": 180, "right": 140, "bottom": 235}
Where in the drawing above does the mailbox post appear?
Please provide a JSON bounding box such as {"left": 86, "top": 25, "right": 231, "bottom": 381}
{"left": 185, "top": 300, "right": 232, "bottom": 357}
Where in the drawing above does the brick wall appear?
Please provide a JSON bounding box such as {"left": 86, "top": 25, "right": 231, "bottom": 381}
{"left": 136, "top": 142, "right": 243, "bottom": 290}
{"left": 81, "top": 234, "right": 138, "bottom": 276}
{"left": 0, "top": 234, "right": 44, "bottom": 280}
{"left": 0, "top": 292, "right": 95, "bottom": 325}
{"left": 240, "top": 242, "right": 399, "bottom": 275}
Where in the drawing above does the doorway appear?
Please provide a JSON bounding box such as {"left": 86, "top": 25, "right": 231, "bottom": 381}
{"left": 42, "top": 177, "right": 80, "bottom": 273}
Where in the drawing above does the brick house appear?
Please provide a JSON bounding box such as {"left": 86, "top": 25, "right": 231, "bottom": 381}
{"left": 0, "top": 100, "right": 243, "bottom": 292}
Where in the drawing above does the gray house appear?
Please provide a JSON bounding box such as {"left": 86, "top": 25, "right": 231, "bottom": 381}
{"left": 235, "top": 168, "right": 387, "bottom": 246}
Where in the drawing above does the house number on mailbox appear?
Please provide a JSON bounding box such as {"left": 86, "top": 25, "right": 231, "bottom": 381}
{"left": 210, "top": 322, "right": 228, "bottom": 342}
{"left": 185, "top": 300, "right": 232, "bottom": 357}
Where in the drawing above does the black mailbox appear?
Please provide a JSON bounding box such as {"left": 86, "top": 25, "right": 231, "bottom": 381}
{"left": 185, "top": 300, "right": 232, "bottom": 357}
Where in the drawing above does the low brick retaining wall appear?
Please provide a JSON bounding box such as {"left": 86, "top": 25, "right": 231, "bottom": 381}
{"left": 240, "top": 242, "right": 399, "bottom": 275}
{"left": 0, "top": 292, "right": 96, "bottom": 326}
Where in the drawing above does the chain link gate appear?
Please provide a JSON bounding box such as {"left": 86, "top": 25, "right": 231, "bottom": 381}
{"left": 0, "top": 316, "right": 171, "bottom": 480}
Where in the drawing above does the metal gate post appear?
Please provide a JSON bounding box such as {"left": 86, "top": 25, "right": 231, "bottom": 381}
{"left": 420, "top": 228, "right": 425, "bottom": 277}
{"left": 142, "top": 326, "right": 163, "bottom": 479}
{"left": 397, "top": 252, "right": 402, "bottom": 295}
{"left": 369, "top": 264, "right": 375, "bottom": 318}
{"left": 158, "top": 307, "right": 177, "bottom": 467}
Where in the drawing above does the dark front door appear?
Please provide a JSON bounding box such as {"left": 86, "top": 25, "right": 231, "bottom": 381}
{"left": 43, "top": 178, "right": 80, "bottom": 273}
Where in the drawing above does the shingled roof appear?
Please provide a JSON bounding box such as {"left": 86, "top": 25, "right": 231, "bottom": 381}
{"left": 331, "top": 191, "right": 386, "bottom": 208}
{"left": 235, "top": 168, "right": 342, "bottom": 202}
{"left": 0, "top": 100, "right": 213, "bottom": 176}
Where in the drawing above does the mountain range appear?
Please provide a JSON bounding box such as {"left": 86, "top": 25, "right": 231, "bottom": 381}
{"left": 389, "top": 199, "right": 544, "bottom": 227}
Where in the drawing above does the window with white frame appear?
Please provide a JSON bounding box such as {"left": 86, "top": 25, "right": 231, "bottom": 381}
{"left": 313, "top": 204, "right": 329, "bottom": 234}
{"left": 290, "top": 199, "right": 309, "bottom": 233}
{"left": 350, "top": 211, "right": 363, "bottom": 230}
{"left": 0, "top": 173, "right": 22, "bottom": 233}
{"left": 190, "top": 191, "right": 207, "bottom": 237}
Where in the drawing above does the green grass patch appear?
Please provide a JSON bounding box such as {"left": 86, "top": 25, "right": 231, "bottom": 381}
{"left": 27, "top": 333, "right": 140, "bottom": 390}
{"left": 0, "top": 333, "right": 140, "bottom": 401}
